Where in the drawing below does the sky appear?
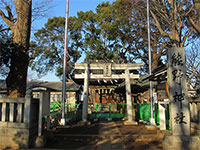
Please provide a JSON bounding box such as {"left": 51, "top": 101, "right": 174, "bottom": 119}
{"left": 29, "top": 0, "right": 115, "bottom": 81}
{"left": 32, "top": 0, "right": 114, "bottom": 31}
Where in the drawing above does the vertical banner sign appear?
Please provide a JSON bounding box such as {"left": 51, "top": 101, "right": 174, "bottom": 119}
{"left": 168, "top": 47, "right": 190, "bottom": 135}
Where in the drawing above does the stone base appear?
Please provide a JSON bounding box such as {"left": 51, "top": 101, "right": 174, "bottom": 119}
{"left": 35, "top": 135, "right": 46, "bottom": 148}
{"left": 56, "top": 125, "right": 70, "bottom": 129}
{"left": 124, "top": 121, "right": 138, "bottom": 125}
{"left": 145, "top": 125, "right": 158, "bottom": 129}
{"left": 150, "top": 118, "right": 156, "bottom": 126}
{"left": 78, "top": 120, "right": 91, "bottom": 126}
{"left": 107, "top": 118, "right": 112, "bottom": 121}
{"left": 162, "top": 135, "right": 200, "bottom": 150}
{"left": 60, "top": 118, "right": 66, "bottom": 126}
{"left": 94, "top": 118, "right": 98, "bottom": 122}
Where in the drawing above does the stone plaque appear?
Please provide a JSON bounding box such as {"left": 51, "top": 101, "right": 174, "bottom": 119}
{"left": 167, "top": 47, "right": 190, "bottom": 135}
{"left": 103, "top": 63, "right": 112, "bottom": 77}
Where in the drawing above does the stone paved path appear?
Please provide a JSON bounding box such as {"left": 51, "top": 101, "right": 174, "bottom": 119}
{"left": 96, "top": 121, "right": 126, "bottom": 150}
{"left": 29, "top": 120, "right": 168, "bottom": 150}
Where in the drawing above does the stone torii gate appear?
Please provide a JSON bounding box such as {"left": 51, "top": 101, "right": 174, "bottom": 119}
{"left": 74, "top": 62, "right": 144, "bottom": 123}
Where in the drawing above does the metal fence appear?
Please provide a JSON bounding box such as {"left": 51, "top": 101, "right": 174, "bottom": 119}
{"left": 88, "top": 103, "right": 126, "bottom": 118}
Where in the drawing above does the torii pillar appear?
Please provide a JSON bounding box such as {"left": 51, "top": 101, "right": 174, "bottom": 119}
{"left": 124, "top": 69, "right": 138, "bottom": 125}
{"left": 82, "top": 63, "right": 89, "bottom": 122}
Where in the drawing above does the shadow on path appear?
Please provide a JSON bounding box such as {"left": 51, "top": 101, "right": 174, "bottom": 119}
{"left": 31, "top": 119, "right": 167, "bottom": 150}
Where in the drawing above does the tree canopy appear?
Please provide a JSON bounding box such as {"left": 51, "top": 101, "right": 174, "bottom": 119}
{"left": 0, "top": 29, "right": 12, "bottom": 78}
{"left": 30, "top": 0, "right": 200, "bottom": 78}
{"left": 30, "top": 1, "right": 139, "bottom": 78}
{"left": 30, "top": 16, "right": 81, "bottom": 78}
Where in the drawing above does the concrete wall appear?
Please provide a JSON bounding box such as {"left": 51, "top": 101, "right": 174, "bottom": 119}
{"left": 0, "top": 96, "right": 39, "bottom": 149}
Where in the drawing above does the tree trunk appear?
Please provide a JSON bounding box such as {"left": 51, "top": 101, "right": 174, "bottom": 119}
{"left": 4, "top": 0, "right": 32, "bottom": 97}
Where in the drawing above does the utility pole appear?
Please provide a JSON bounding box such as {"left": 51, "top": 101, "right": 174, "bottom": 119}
{"left": 61, "top": 0, "right": 69, "bottom": 126}
{"left": 147, "top": 0, "right": 155, "bottom": 125}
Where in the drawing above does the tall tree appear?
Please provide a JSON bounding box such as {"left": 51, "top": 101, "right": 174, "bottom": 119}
{"left": 0, "top": 0, "right": 32, "bottom": 97}
{"left": 69, "top": 1, "right": 137, "bottom": 63}
{"left": 30, "top": 17, "right": 81, "bottom": 78}
{"left": 30, "top": 1, "right": 137, "bottom": 78}
{"left": 0, "top": 0, "right": 53, "bottom": 97}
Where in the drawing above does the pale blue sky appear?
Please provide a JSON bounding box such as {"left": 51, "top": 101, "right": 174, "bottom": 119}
{"left": 29, "top": 0, "right": 115, "bottom": 81}
{"left": 32, "top": 0, "right": 114, "bottom": 31}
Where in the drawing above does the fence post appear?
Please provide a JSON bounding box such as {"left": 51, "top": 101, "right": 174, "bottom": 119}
{"left": 2, "top": 102, "right": 6, "bottom": 122}
{"left": 9, "top": 103, "right": 14, "bottom": 122}
{"left": 17, "top": 103, "right": 23, "bottom": 123}
{"left": 109, "top": 103, "right": 111, "bottom": 118}
{"left": 24, "top": 94, "right": 32, "bottom": 124}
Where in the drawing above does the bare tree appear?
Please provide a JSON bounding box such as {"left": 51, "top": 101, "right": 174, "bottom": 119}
{"left": 150, "top": 0, "right": 194, "bottom": 47}
{"left": 124, "top": 0, "right": 196, "bottom": 71}
{"left": 186, "top": 0, "right": 200, "bottom": 34}
{"left": 186, "top": 42, "right": 200, "bottom": 89}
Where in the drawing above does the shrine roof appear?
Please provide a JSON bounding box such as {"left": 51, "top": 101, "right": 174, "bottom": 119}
{"left": 27, "top": 81, "right": 81, "bottom": 92}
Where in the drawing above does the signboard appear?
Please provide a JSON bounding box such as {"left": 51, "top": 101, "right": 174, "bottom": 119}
{"left": 103, "top": 63, "right": 112, "bottom": 77}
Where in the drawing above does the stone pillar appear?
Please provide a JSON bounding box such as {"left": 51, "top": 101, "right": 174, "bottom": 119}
{"left": 163, "top": 47, "right": 200, "bottom": 150}
{"left": 38, "top": 91, "right": 50, "bottom": 136}
{"left": 190, "top": 103, "right": 193, "bottom": 122}
{"left": 168, "top": 47, "right": 190, "bottom": 136}
{"left": 46, "top": 116, "right": 50, "bottom": 131}
{"left": 82, "top": 63, "right": 89, "bottom": 122}
{"left": 194, "top": 103, "right": 198, "bottom": 122}
{"left": 38, "top": 92, "right": 44, "bottom": 137}
{"left": 124, "top": 69, "right": 137, "bottom": 125}
{"left": 158, "top": 102, "right": 166, "bottom": 130}
{"left": 197, "top": 103, "right": 200, "bottom": 123}
{"left": 125, "top": 69, "right": 133, "bottom": 122}
{"left": 24, "top": 93, "right": 32, "bottom": 124}
{"left": 35, "top": 91, "right": 50, "bottom": 148}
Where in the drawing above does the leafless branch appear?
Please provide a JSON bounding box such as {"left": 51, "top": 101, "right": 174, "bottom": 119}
{"left": 0, "top": 9, "right": 15, "bottom": 28}
{"left": 32, "top": 0, "right": 54, "bottom": 22}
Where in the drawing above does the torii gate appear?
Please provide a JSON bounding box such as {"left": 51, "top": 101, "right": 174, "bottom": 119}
{"left": 74, "top": 62, "right": 144, "bottom": 123}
